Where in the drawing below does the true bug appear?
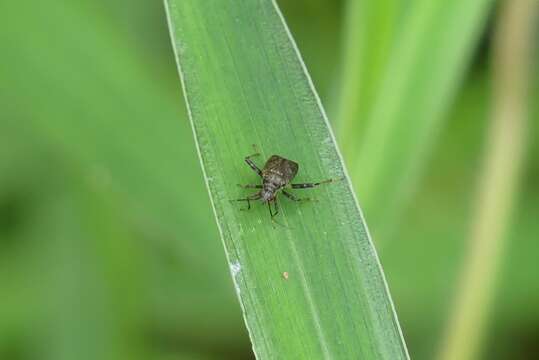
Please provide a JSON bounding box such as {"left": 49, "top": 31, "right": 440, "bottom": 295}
{"left": 232, "top": 147, "right": 339, "bottom": 221}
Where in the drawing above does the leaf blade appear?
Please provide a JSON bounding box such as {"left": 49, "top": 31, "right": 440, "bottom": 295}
{"left": 336, "top": 0, "right": 495, "bottom": 234}
{"left": 165, "top": 1, "right": 409, "bottom": 358}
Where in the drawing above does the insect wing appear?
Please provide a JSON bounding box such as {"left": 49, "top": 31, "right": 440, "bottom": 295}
{"left": 282, "top": 159, "right": 299, "bottom": 180}
{"left": 264, "top": 155, "right": 298, "bottom": 182}
{"left": 263, "top": 155, "right": 282, "bottom": 171}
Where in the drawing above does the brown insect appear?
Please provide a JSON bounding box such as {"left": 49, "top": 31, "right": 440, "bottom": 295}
{"left": 232, "top": 147, "right": 338, "bottom": 220}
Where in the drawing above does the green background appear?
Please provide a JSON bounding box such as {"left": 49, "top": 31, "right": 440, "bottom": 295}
{"left": 0, "top": 0, "right": 537, "bottom": 359}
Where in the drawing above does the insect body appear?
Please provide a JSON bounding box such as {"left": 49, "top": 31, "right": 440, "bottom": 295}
{"left": 260, "top": 155, "right": 298, "bottom": 202}
{"left": 233, "top": 147, "right": 338, "bottom": 221}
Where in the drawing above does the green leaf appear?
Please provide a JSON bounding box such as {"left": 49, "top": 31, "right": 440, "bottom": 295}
{"left": 335, "top": 0, "right": 495, "bottom": 233}
{"left": 164, "top": 1, "right": 408, "bottom": 358}
{"left": 336, "top": 0, "right": 403, "bottom": 156}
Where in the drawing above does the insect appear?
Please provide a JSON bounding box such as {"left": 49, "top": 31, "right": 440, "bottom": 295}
{"left": 232, "top": 147, "right": 339, "bottom": 221}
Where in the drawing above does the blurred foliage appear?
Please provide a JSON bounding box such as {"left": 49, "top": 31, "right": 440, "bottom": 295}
{"left": 0, "top": 0, "right": 537, "bottom": 359}
{"left": 336, "top": 0, "right": 495, "bottom": 238}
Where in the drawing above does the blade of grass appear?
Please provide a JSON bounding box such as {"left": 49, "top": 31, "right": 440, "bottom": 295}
{"left": 336, "top": 0, "right": 495, "bottom": 234}
{"left": 438, "top": 1, "right": 539, "bottom": 359}
{"left": 164, "top": 1, "right": 409, "bottom": 358}
{"left": 335, "top": 0, "right": 402, "bottom": 160}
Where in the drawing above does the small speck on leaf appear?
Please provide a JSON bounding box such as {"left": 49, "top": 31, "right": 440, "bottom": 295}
{"left": 231, "top": 261, "right": 241, "bottom": 277}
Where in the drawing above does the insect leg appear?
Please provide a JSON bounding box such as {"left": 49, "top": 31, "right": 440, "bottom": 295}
{"left": 266, "top": 198, "right": 279, "bottom": 218}
{"left": 267, "top": 201, "right": 273, "bottom": 217}
{"left": 268, "top": 197, "right": 289, "bottom": 229}
{"left": 231, "top": 193, "right": 261, "bottom": 211}
{"left": 245, "top": 150, "right": 263, "bottom": 177}
{"left": 237, "top": 184, "right": 263, "bottom": 189}
{"left": 291, "top": 178, "right": 341, "bottom": 189}
{"left": 282, "top": 190, "right": 316, "bottom": 202}
{"left": 234, "top": 198, "right": 251, "bottom": 210}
